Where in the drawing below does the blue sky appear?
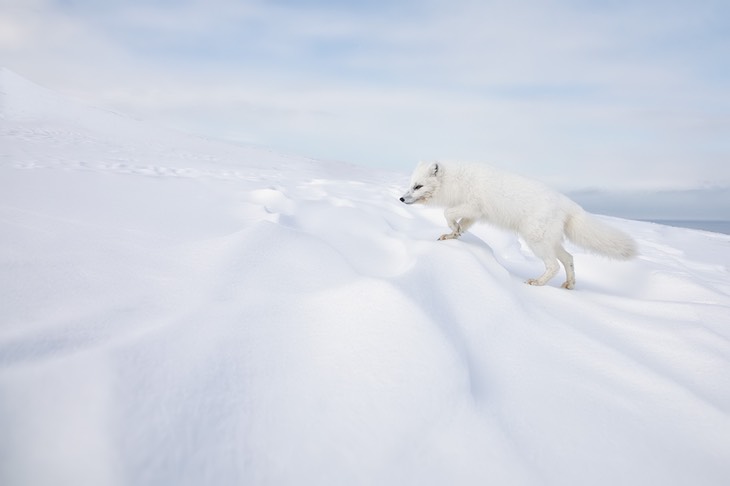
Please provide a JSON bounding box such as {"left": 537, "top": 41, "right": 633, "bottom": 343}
{"left": 1, "top": 0, "right": 729, "bottom": 192}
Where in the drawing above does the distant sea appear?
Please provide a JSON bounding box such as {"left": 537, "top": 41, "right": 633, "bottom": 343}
{"left": 645, "top": 220, "right": 730, "bottom": 235}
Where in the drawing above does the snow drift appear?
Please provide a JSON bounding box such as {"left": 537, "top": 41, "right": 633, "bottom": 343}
{"left": 1, "top": 68, "right": 729, "bottom": 486}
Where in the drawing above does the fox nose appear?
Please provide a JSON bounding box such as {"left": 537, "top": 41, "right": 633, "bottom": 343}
{"left": 399, "top": 197, "right": 405, "bottom": 202}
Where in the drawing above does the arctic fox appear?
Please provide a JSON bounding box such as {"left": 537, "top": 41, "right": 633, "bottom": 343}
{"left": 399, "top": 161, "right": 637, "bottom": 289}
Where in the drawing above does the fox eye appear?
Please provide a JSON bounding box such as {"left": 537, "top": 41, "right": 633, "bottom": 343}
{"left": 413, "top": 184, "right": 423, "bottom": 190}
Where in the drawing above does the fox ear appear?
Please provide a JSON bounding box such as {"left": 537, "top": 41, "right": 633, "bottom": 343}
{"left": 430, "top": 162, "right": 439, "bottom": 176}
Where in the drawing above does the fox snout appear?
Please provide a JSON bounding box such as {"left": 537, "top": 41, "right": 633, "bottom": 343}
{"left": 400, "top": 187, "right": 428, "bottom": 204}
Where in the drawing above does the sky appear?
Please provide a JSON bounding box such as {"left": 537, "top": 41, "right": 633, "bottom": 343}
{"left": 1, "top": 0, "right": 729, "bottom": 193}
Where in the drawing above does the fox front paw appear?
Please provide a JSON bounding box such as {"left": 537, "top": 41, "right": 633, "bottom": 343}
{"left": 438, "top": 233, "right": 459, "bottom": 241}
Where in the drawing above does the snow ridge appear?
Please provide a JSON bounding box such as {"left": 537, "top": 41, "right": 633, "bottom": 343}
{"left": 1, "top": 70, "right": 730, "bottom": 486}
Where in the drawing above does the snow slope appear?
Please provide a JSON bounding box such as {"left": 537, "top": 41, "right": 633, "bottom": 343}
{"left": 1, "top": 68, "right": 730, "bottom": 486}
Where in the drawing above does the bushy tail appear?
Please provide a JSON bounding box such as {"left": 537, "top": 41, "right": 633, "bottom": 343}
{"left": 564, "top": 206, "right": 637, "bottom": 259}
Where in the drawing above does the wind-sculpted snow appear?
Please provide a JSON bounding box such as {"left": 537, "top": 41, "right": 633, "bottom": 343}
{"left": 1, "top": 69, "right": 729, "bottom": 486}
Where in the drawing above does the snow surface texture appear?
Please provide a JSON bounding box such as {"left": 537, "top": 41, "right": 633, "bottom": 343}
{"left": 2, "top": 68, "right": 730, "bottom": 486}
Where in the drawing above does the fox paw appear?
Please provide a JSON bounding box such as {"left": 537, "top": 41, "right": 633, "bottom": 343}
{"left": 561, "top": 281, "right": 575, "bottom": 290}
{"left": 438, "top": 233, "right": 459, "bottom": 240}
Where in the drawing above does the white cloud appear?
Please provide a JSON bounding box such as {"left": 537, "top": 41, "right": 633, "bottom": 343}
{"left": 1, "top": 0, "right": 728, "bottom": 190}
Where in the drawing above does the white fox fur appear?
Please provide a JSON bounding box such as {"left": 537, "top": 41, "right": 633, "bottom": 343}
{"left": 400, "top": 161, "right": 637, "bottom": 289}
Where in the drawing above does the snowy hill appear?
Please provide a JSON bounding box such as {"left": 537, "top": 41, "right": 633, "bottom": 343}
{"left": 1, "top": 69, "right": 729, "bottom": 486}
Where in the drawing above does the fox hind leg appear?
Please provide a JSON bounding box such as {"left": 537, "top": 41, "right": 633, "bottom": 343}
{"left": 525, "top": 240, "right": 575, "bottom": 289}
{"left": 526, "top": 258, "right": 560, "bottom": 287}
{"left": 556, "top": 245, "right": 575, "bottom": 289}
{"left": 524, "top": 236, "right": 562, "bottom": 287}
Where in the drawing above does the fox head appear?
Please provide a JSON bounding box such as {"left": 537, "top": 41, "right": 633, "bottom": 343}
{"left": 399, "top": 162, "right": 440, "bottom": 204}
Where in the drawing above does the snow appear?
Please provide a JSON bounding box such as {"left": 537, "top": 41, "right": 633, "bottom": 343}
{"left": 1, "top": 68, "right": 730, "bottom": 486}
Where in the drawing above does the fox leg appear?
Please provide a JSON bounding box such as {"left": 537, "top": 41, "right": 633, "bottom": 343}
{"left": 439, "top": 206, "right": 477, "bottom": 240}
{"left": 556, "top": 245, "right": 575, "bottom": 289}
{"left": 526, "top": 259, "right": 560, "bottom": 286}
{"left": 438, "top": 218, "right": 476, "bottom": 240}
{"left": 524, "top": 238, "right": 561, "bottom": 287}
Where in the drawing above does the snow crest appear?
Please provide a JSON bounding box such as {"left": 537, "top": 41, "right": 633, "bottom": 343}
{"left": 2, "top": 70, "right": 730, "bottom": 486}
